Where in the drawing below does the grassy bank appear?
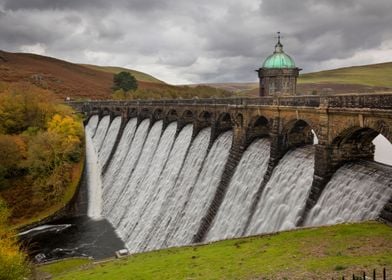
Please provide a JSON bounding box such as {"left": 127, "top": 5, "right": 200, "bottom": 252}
{"left": 37, "top": 221, "right": 392, "bottom": 280}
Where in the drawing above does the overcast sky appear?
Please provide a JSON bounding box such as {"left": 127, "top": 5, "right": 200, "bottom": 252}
{"left": 0, "top": 0, "right": 391, "bottom": 84}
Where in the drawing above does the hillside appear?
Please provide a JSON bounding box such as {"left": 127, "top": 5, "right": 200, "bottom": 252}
{"left": 201, "top": 62, "right": 392, "bottom": 95}
{"left": 0, "top": 51, "right": 233, "bottom": 100}
{"left": 81, "top": 64, "right": 165, "bottom": 84}
{"left": 36, "top": 221, "right": 392, "bottom": 280}
{"left": 0, "top": 51, "right": 172, "bottom": 100}
{"left": 0, "top": 50, "right": 115, "bottom": 99}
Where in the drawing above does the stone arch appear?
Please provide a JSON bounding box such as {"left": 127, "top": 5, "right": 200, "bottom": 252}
{"left": 217, "top": 112, "right": 233, "bottom": 128}
{"left": 330, "top": 125, "right": 392, "bottom": 166}
{"left": 127, "top": 107, "right": 137, "bottom": 119}
{"left": 331, "top": 120, "right": 392, "bottom": 148}
{"left": 245, "top": 115, "right": 270, "bottom": 145}
{"left": 178, "top": 109, "right": 195, "bottom": 127}
{"left": 199, "top": 111, "right": 212, "bottom": 122}
{"left": 182, "top": 110, "right": 194, "bottom": 119}
{"left": 139, "top": 108, "right": 151, "bottom": 121}
{"left": 153, "top": 108, "right": 164, "bottom": 120}
{"left": 282, "top": 119, "right": 315, "bottom": 149}
{"left": 166, "top": 109, "right": 178, "bottom": 123}
{"left": 102, "top": 107, "right": 111, "bottom": 116}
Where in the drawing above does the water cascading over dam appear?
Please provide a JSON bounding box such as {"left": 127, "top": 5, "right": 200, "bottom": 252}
{"left": 85, "top": 116, "right": 392, "bottom": 254}
{"left": 305, "top": 161, "right": 392, "bottom": 226}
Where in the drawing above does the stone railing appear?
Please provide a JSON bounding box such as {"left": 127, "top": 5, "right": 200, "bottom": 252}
{"left": 324, "top": 93, "right": 392, "bottom": 109}
{"left": 68, "top": 93, "right": 392, "bottom": 110}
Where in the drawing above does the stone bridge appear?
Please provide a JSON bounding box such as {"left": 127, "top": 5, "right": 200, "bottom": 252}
{"left": 69, "top": 93, "right": 392, "bottom": 235}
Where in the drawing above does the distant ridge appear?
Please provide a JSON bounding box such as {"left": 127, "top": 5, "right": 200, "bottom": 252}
{"left": 81, "top": 64, "right": 165, "bottom": 84}
{"left": 195, "top": 62, "right": 392, "bottom": 95}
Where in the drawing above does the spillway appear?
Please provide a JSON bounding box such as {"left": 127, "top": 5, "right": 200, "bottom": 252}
{"left": 98, "top": 116, "right": 121, "bottom": 167}
{"left": 92, "top": 116, "right": 110, "bottom": 151}
{"left": 206, "top": 138, "right": 270, "bottom": 242}
{"left": 82, "top": 115, "right": 392, "bottom": 255}
{"left": 166, "top": 131, "right": 233, "bottom": 247}
{"left": 305, "top": 161, "right": 392, "bottom": 226}
{"left": 246, "top": 146, "right": 315, "bottom": 235}
{"left": 147, "top": 127, "right": 211, "bottom": 251}
{"left": 104, "top": 119, "right": 151, "bottom": 227}
{"left": 116, "top": 122, "right": 177, "bottom": 250}
{"left": 86, "top": 115, "right": 99, "bottom": 136}
{"left": 126, "top": 124, "right": 193, "bottom": 253}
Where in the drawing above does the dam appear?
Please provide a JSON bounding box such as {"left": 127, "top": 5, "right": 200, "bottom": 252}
{"left": 71, "top": 94, "right": 392, "bottom": 254}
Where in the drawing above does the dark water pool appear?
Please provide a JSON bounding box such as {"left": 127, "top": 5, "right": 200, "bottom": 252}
{"left": 19, "top": 216, "right": 125, "bottom": 263}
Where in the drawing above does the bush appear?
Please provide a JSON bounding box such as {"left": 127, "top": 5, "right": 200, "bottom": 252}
{"left": 0, "top": 199, "right": 29, "bottom": 280}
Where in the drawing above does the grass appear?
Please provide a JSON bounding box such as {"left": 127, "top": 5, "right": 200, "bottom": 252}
{"left": 37, "top": 258, "right": 92, "bottom": 276}
{"left": 298, "top": 62, "right": 392, "bottom": 88}
{"left": 37, "top": 221, "right": 392, "bottom": 280}
{"left": 81, "top": 64, "right": 165, "bottom": 84}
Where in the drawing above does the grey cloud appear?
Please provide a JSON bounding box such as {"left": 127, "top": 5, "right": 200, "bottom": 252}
{"left": 0, "top": 0, "right": 391, "bottom": 84}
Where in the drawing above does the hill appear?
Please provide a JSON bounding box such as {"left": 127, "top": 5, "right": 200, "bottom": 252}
{"left": 0, "top": 51, "right": 171, "bottom": 100}
{"left": 200, "top": 62, "right": 392, "bottom": 95}
{"left": 0, "top": 51, "right": 233, "bottom": 100}
{"left": 36, "top": 221, "right": 392, "bottom": 280}
{"left": 0, "top": 50, "right": 115, "bottom": 99}
{"left": 81, "top": 64, "right": 165, "bottom": 84}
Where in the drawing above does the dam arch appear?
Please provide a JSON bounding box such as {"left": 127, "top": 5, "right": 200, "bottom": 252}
{"left": 245, "top": 115, "right": 270, "bottom": 148}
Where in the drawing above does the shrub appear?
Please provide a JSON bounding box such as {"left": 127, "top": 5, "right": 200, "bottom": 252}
{"left": 0, "top": 199, "right": 29, "bottom": 280}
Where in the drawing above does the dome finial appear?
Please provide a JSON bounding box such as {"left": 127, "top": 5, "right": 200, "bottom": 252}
{"left": 274, "top": 31, "right": 283, "bottom": 53}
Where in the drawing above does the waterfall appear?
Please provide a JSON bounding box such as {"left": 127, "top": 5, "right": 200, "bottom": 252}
{"left": 86, "top": 115, "right": 99, "bottom": 136}
{"left": 108, "top": 120, "right": 163, "bottom": 227}
{"left": 82, "top": 114, "right": 392, "bottom": 255}
{"left": 85, "top": 117, "right": 104, "bottom": 219}
{"left": 147, "top": 127, "right": 211, "bottom": 251}
{"left": 92, "top": 116, "right": 110, "bottom": 151}
{"left": 103, "top": 119, "right": 151, "bottom": 226}
{"left": 102, "top": 118, "right": 137, "bottom": 195}
{"left": 305, "top": 161, "right": 392, "bottom": 226}
{"left": 166, "top": 131, "right": 233, "bottom": 247}
{"left": 98, "top": 116, "right": 121, "bottom": 167}
{"left": 206, "top": 138, "right": 271, "bottom": 242}
{"left": 246, "top": 146, "right": 314, "bottom": 235}
{"left": 116, "top": 122, "right": 177, "bottom": 250}
{"left": 126, "top": 124, "right": 193, "bottom": 253}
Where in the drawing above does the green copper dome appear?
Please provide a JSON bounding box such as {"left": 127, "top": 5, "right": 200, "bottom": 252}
{"left": 262, "top": 38, "right": 295, "bottom": 68}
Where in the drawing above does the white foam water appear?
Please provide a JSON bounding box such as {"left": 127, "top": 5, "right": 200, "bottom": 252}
{"left": 148, "top": 127, "right": 211, "bottom": 251}
{"left": 126, "top": 124, "right": 193, "bottom": 253}
{"left": 166, "top": 131, "right": 233, "bottom": 247}
{"left": 98, "top": 116, "right": 122, "bottom": 167}
{"left": 92, "top": 116, "right": 110, "bottom": 151}
{"left": 85, "top": 117, "right": 104, "bottom": 220}
{"left": 116, "top": 122, "right": 177, "bottom": 249}
{"left": 246, "top": 146, "right": 315, "bottom": 235}
{"left": 305, "top": 161, "right": 392, "bottom": 226}
{"left": 206, "top": 138, "right": 271, "bottom": 242}
{"left": 103, "top": 119, "right": 151, "bottom": 226}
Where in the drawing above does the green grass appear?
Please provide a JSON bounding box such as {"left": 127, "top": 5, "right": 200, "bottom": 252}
{"left": 38, "top": 221, "right": 392, "bottom": 280}
{"left": 298, "top": 62, "right": 392, "bottom": 88}
{"left": 37, "top": 258, "right": 92, "bottom": 276}
{"left": 81, "top": 64, "right": 165, "bottom": 84}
